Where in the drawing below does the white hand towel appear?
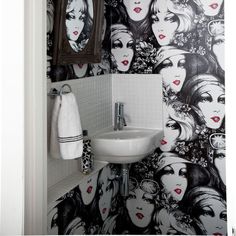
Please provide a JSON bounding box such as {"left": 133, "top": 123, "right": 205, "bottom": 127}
{"left": 50, "top": 95, "right": 61, "bottom": 159}
{"left": 57, "top": 93, "right": 83, "bottom": 159}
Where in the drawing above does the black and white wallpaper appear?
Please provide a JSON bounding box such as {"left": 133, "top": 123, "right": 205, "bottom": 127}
{"left": 48, "top": 0, "right": 226, "bottom": 235}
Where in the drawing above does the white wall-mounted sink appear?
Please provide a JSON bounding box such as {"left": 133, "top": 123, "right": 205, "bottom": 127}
{"left": 91, "top": 127, "right": 163, "bottom": 164}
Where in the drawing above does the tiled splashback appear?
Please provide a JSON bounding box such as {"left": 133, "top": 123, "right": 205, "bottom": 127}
{"left": 112, "top": 74, "right": 163, "bottom": 129}
{"left": 47, "top": 75, "right": 112, "bottom": 188}
{"left": 47, "top": 74, "right": 163, "bottom": 188}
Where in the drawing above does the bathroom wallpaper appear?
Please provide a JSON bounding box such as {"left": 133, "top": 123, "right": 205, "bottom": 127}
{"left": 47, "top": 0, "right": 226, "bottom": 235}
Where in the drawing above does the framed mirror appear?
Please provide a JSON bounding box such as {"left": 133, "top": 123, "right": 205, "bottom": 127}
{"left": 53, "top": 0, "right": 104, "bottom": 65}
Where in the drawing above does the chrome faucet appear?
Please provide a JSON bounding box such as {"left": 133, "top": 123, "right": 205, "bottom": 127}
{"left": 114, "top": 102, "right": 127, "bottom": 130}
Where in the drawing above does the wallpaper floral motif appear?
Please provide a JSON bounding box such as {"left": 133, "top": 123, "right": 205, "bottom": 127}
{"left": 47, "top": 0, "right": 225, "bottom": 234}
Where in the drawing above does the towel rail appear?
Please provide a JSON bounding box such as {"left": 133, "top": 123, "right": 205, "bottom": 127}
{"left": 48, "top": 84, "right": 72, "bottom": 98}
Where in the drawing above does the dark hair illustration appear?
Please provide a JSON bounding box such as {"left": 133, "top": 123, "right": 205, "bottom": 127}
{"left": 104, "top": 23, "right": 135, "bottom": 73}
{"left": 181, "top": 74, "right": 225, "bottom": 129}
{"left": 185, "top": 186, "right": 227, "bottom": 235}
{"left": 154, "top": 152, "right": 210, "bottom": 206}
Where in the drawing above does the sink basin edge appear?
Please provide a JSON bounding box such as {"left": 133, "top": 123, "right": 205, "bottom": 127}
{"left": 91, "top": 128, "right": 163, "bottom": 164}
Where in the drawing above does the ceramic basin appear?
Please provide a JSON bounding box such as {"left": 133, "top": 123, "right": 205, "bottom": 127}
{"left": 91, "top": 127, "right": 163, "bottom": 164}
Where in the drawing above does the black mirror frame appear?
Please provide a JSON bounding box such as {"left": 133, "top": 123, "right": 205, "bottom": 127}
{"left": 53, "top": 0, "right": 104, "bottom": 65}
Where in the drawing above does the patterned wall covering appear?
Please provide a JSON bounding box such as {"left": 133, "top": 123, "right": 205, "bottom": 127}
{"left": 47, "top": 0, "right": 226, "bottom": 235}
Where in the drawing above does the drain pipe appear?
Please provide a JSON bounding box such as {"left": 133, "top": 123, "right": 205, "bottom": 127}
{"left": 120, "top": 164, "right": 129, "bottom": 197}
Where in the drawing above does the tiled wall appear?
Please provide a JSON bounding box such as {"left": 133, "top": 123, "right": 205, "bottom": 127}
{"left": 47, "top": 75, "right": 112, "bottom": 188}
{"left": 112, "top": 74, "right": 163, "bottom": 129}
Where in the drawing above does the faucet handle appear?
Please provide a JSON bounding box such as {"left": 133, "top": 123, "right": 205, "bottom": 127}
{"left": 120, "top": 103, "right": 127, "bottom": 128}
{"left": 122, "top": 117, "right": 127, "bottom": 127}
{"left": 115, "top": 101, "right": 124, "bottom": 106}
{"left": 118, "top": 102, "right": 124, "bottom": 112}
{"left": 114, "top": 102, "right": 127, "bottom": 130}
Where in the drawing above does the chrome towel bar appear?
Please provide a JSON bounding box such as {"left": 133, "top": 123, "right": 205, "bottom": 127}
{"left": 48, "top": 84, "right": 72, "bottom": 98}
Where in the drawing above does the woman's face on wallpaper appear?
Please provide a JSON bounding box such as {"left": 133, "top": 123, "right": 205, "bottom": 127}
{"left": 198, "top": 198, "right": 227, "bottom": 235}
{"left": 66, "top": 0, "right": 86, "bottom": 42}
{"left": 160, "top": 163, "right": 188, "bottom": 202}
{"left": 123, "top": 0, "right": 152, "bottom": 21}
{"left": 160, "top": 105, "right": 180, "bottom": 152}
{"left": 214, "top": 149, "right": 226, "bottom": 185}
{"left": 151, "top": 0, "right": 179, "bottom": 46}
{"left": 111, "top": 32, "right": 134, "bottom": 72}
{"left": 126, "top": 187, "right": 155, "bottom": 228}
{"left": 98, "top": 168, "right": 114, "bottom": 221}
{"left": 212, "top": 34, "right": 225, "bottom": 71}
{"left": 79, "top": 172, "right": 98, "bottom": 205}
{"left": 160, "top": 54, "right": 187, "bottom": 93}
{"left": 195, "top": 0, "right": 223, "bottom": 16}
{"left": 197, "top": 85, "right": 225, "bottom": 129}
{"left": 72, "top": 63, "right": 88, "bottom": 78}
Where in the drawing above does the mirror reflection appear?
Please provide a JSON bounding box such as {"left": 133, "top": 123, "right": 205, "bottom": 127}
{"left": 66, "top": 0, "right": 94, "bottom": 52}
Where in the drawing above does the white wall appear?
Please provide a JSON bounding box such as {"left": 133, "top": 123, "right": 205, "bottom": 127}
{"left": 0, "top": 0, "right": 25, "bottom": 234}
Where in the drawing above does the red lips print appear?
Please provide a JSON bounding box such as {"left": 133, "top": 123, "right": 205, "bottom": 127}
{"left": 173, "top": 80, "right": 181, "bottom": 86}
{"left": 102, "top": 208, "right": 107, "bottom": 214}
{"left": 136, "top": 212, "right": 144, "bottom": 220}
{"left": 209, "top": 3, "right": 219, "bottom": 9}
{"left": 133, "top": 7, "right": 142, "bottom": 13}
{"left": 211, "top": 116, "right": 220, "bottom": 123}
{"left": 159, "top": 34, "right": 166, "bottom": 40}
{"left": 161, "top": 139, "right": 167, "bottom": 145}
{"left": 174, "top": 188, "right": 182, "bottom": 195}
{"left": 122, "top": 60, "right": 129, "bottom": 66}
{"left": 73, "top": 31, "right": 78, "bottom": 36}
{"left": 87, "top": 186, "right": 93, "bottom": 194}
